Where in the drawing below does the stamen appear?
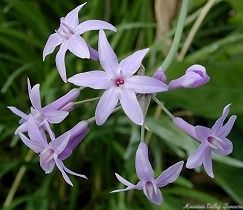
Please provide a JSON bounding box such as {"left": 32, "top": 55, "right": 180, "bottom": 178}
{"left": 115, "top": 78, "right": 124, "bottom": 87}
{"left": 207, "top": 136, "right": 224, "bottom": 151}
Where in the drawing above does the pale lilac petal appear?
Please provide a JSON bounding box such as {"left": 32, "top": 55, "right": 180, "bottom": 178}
{"left": 54, "top": 156, "right": 73, "bottom": 186}
{"left": 118, "top": 48, "right": 149, "bottom": 77}
{"left": 143, "top": 183, "right": 163, "bottom": 205}
{"left": 56, "top": 42, "right": 68, "bottom": 82}
{"left": 169, "top": 64, "right": 210, "bottom": 89}
{"left": 153, "top": 67, "right": 167, "bottom": 83}
{"left": 7, "top": 106, "right": 28, "bottom": 120}
{"left": 98, "top": 30, "right": 118, "bottom": 76}
{"left": 50, "top": 132, "right": 70, "bottom": 155}
{"left": 173, "top": 117, "right": 197, "bottom": 139}
{"left": 19, "top": 133, "right": 45, "bottom": 153}
{"left": 125, "top": 76, "right": 168, "bottom": 94}
{"left": 27, "top": 117, "right": 48, "bottom": 147}
{"left": 60, "top": 102, "right": 75, "bottom": 112}
{"left": 203, "top": 147, "right": 214, "bottom": 178}
{"left": 44, "top": 110, "right": 69, "bottom": 124}
{"left": 120, "top": 89, "right": 143, "bottom": 125}
{"left": 68, "top": 71, "right": 113, "bottom": 89}
{"left": 155, "top": 161, "right": 184, "bottom": 187}
{"left": 64, "top": 3, "right": 86, "bottom": 28}
{"left": 59, "top": 121, "right": 89, "bottom": 160}
{"left": 29, "top": 84, "right": 42, "bottom": 111}
{"left": 39, "top": 150, "right": 56, "bottom": 173}
{"left": 44, "top": 89, "right": 80, "bottom": 112}
{"left": 76, "top": 20, "right": 117, "bottom": 34}
{"left": 67, "top": 35, "right": 90, "bottom": 59}
{"left": 95, "top": 88, "right": 119, "bottom": 125}
{"left": 195, "top": 126, "right": 211, "bottom": 142}
{"left": 87, "top": 44, "right": 99, "bottom": 61}
{"left": 62, "top": 163, "right": 87, "bottom": 179}
{"left": 219, "top": 115, "right": 237, "bottom": 137}
{"left": 135, "top": 142, "right": 154, "bottom": 181}
{"left": 43, "top": 33, "right": 63, "bottom": 60}
{"left": 15, "top": 122, "right": 28, "bottom": 134}
{"left": 186, "top": 142, "right": 208, "bottom": 169}
{"left": 211, "top": 104, "right": 231, "bottom": 134}
{"left": 111, "top": 173, "right": 137, "bottom": 193}
{"left": 213, "top": 137, "right": 233, "bottom": 155}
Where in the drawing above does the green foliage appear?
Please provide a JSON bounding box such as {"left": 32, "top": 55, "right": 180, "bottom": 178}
{"left": 1, "top": 0, "right": 243, "bottom": 209}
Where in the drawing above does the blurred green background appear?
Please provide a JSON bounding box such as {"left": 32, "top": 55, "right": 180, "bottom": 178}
{"left": 0, "top": 0, "right": 243, "bottom": 209}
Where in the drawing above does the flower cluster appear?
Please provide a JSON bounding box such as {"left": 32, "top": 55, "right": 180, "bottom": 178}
{"left": 8, "top": 3, "right": 237, "bottom": 206}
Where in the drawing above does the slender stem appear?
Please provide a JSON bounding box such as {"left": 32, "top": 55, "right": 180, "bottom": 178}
{"left": 161, "top": 0, "right": 189, "bottom": 71}
{"left": 140, "top": 122, "right": 145, "bottom": 142}
{"left": 3, "top": 150, "right": 34, "bottom": 208}
{"left": 74, "top": 96, "right": 101, "bottom": 106}
{"left": 152, "top": 95, "right": 174, "bottom": 119}
{"left": 178, "top": 0, "right": 217, "bottom": 60}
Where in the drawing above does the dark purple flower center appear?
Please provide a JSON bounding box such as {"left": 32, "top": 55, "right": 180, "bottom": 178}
{"left": 115, "top": 78, "right": 125, "bottom": 87}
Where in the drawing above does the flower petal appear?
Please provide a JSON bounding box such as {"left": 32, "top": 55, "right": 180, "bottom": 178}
{"left": 125, "top": 76, "right": 168, "bottom": 94}
{"left": 110, "top": 173, "right": 137, "bottom": 193}
{"left": 213, "top": 137, "right": 233, "bottom": 156}
{"left": 143, "top": 183, "right": 163, "bottom": 205}
{"left": 95, "top": 88, "right": 119, "bottom": 125}
{"left": 153, "top": 67, "right": 167, "bottom": 83}
{"left": 156, "top": 161, "right": 184, "bottom": 187}
{"left": 186, "top": 142, "right": 208, "bottom": 169}
{"left": 67, "top": 35, "right": 90, "bottom": 59}
{"left": 135, "top": 142, "right": 154, "bottom": 181}
{"left": 68, "top": 71, "right": 113, "bottom": 89}
{"left": 29, "top": 84, "right": 42, "bottom": 111}
{"left": 87, "top": 44, "right": 99, "bottom": 61}
{"left": 76, "top": 20, "right": 117, "bottom": 34}
{"left": 173, "top": 117, "right": 197, "bottom": 140}
{"left": 59, "top": 121, "right": 89, "bottom": 160}
{"left": 56, "top": 42, "right": 68, "bottom": 82}
{"left": 50, "top": 132, "right": 70, "bottom": 155}
{"left": 54, "top": 156, "right": 73, "bottom": 186}
{"left": 44, "top": 110, "right": 69, "bottom": 124}
{"left": 43, "top": 33, "right": 63, "bottom": 60}
{"left": 195, "top": 126, "right": 211, "bottom": 142}
{"left": 211, "top": 104, "right": 231, "bottom": 135}
{"left": 120, "top": 88, "right": 143, "bottom": 125}
{"left": 19, "top": 132, "right": 45, "bottom": 153}
{"left": 64, "top": 3, "right": 86, "bottom": 28}
{"left": 203, "top": 147, "right": 214, "bottom": 178}
{"left": 219, "top": 115, "right": 237, "bottom": 137}
{"left": 98, "top": 30, "right": 118, "bottom": 76}
{"left": 118, "top": 48, "right": 149, "bottom": 77}
{"left": 8, "top": 106, "right": 28, "bottom": 120}
{"left": 44, "top": 88, "right": 80, "bottom": 112}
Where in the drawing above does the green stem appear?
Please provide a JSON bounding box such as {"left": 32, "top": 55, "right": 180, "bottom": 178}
{"left": 3, "top": 150, "right": 34, "bottom": 208}
{"left": 74, "top": 96, "right": 101, "bottom": 106}
{"left": 152, "top": 95, "right": 174, "bottom": 119}
{"left": 178, "top": 0, "right": 217, "bottom": 60}
{"left": 161, "top": 0, "right": 189, "bottom": 70}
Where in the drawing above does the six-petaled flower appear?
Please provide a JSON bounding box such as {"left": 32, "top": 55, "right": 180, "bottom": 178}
{"left": 173, "top": 104, "right": 237, "bottom": 177}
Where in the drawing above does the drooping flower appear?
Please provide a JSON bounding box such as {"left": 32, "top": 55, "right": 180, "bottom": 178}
{"left": 8, "top": 79, "right": 79, "bottom": 134}
{"left": 168, "top": 64, "right": 210, "bottom": 89}
{"left": 43, "top": 3, "right": 117, "bottom": 82}
{"left": 111, "top": 142, "right": 184, "bottom": 205}
{"left": 68, "top": 30, "right": 168, "bottom": 125}
{"left": 18, "top": 116, "right": 89, "bottom": 186}
{"left": 173, "top": 104, "right": 237, "bottom": 178}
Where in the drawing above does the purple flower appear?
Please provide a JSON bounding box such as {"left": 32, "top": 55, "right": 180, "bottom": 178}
{"left": 173, "top": 104, "right": 237, "bottom": 177}
{"left": 8, "top": 79, "right": 79, "bottom": 134}
{"left": 111, "top": 142, "right": 184, "bottom": 205}
{"left": 168, "top": 64, "right": 210, "bottom": 89}
{"left": 43, "top": 3, "right": 117, "bottom": 82}
{"left": 19, "top": 116, "right": 89, "bottom": 186}
{"left": 68, "top": 30, "right": 168, "bottom": 125}
{"left": 153, "top": 67, "right": 167, "bottom": 83}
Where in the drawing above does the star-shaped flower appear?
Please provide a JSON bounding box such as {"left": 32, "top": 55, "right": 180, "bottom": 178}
{"left": 111, "top": 142, "right": 184, "bottom": 205}
{"left": 173, "top": 104, "right": 237, "bottom": 177}
{"left": 43, "top": 3, "right": 117, "bottom": 82}
{"left": 19, "top": 116, "right": 89, "bottom": 186}
{"left": 68, "top": 30, "right": 168, "bottom": 125}
{"left": 8, "top": 79, "right": 79, "bottom": 134}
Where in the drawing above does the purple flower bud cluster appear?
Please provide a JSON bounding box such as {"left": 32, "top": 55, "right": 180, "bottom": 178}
{"left": 8, "top": 2, "right": 236, "bottom": 206}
